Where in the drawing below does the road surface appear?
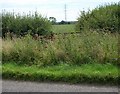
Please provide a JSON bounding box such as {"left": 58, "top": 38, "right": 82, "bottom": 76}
{"left": 2, "top": 80, "right": 119, "bottom": 92}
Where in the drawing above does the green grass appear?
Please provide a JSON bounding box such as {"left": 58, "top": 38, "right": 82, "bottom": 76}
{"left": 2, "top": 62, "right": 119, "bottom": 84}
{"left": 52, "top": 24, "right": 77, "bottom": 33}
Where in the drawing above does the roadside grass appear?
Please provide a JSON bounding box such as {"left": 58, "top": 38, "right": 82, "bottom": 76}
{"left": 2, "top": 27, "right": 119, "bottom": 84}
{"left": 2, "top": 62, "right": 119, "bottom": 85}
{"left": 2, "top": 31, "right": 118, "bottom": 66}
{"left": 52, "top": 24, "right": 77, "bottom": 33}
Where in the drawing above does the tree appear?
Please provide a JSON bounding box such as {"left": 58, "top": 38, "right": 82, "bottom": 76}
{"left": 49, "top": 17, "right": 56, "bottom": 24}
{"left": 59, "top": 20, "right": 66, "bottom": 24}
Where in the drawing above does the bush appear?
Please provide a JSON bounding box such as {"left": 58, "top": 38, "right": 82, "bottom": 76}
{"left": 76, "top": 3, "right": 119, "bottom": 33}
{"left": 2, "top": 11, "right": 52, "bottom": 38}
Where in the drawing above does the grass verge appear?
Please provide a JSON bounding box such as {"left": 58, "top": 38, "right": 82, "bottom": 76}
{"left": 2, "top": 62, "right": 120, "bottom": 85}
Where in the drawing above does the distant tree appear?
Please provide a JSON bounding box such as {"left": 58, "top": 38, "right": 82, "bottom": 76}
{"left": 49, "top": 17, "right": 56, "bottom": 24}
{"left": 59, "top": 20, "right": 66, "bottom": 24}
{"left": 67, "top": 22, "right": 71, "bottom": 24}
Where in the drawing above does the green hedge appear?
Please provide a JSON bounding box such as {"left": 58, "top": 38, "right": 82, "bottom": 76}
{"left": 2, "top": 11, "right": 52, "bottom": 37}
{"left": 76, "top": 3, "right": 119, "bottom": 33}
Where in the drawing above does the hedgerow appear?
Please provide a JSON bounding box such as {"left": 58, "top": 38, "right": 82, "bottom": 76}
{"left": 2, "top": 11, "right": 52, "bottom": 38}
{"left": 76, "top": 3, "right": 119, "bottom": 33}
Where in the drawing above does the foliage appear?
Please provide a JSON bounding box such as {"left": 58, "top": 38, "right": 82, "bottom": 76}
{"left": 2, "top": 31, "right": 118, "bottom": 66}
{"left": 2, "top": 11, "right": 52, "bottom": 37}
{"left": 49, "top": 17, "right": 56, "bottom": 24}
{"left": 76, "top": 3, "right": 119, "bottom": 33}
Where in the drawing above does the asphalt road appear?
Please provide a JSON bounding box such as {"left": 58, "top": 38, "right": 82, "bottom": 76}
{"left": 2, "top": 80, "right": 119, "bottom": 92}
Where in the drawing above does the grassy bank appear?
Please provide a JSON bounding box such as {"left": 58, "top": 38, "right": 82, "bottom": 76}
{"left": 2, "top": 62, "right": 119, "bottom": 85}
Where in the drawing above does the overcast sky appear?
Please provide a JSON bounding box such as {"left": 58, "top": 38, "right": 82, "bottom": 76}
{"left": 0, "top": 0, "right": 119, "bottom": 22}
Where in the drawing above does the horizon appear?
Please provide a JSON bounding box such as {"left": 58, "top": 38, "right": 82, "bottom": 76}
{"left": 0, "top": 0, "right": 119, "bottom": 22}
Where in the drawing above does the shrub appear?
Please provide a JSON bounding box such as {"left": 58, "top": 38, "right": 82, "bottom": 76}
{"left": 2, "top": 10, "right": 52, "bottom": 38}
{"left": 76, "top": 3, "right": 119, "bottom": 33}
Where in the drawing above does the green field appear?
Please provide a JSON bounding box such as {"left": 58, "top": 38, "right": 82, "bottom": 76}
{"left": 52, "top": 24, "right": 77, "bottom": 33}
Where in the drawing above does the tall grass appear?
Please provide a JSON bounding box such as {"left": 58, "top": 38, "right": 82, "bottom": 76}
{"left": 2, "top": 30, "right": 118, "bottom": 66}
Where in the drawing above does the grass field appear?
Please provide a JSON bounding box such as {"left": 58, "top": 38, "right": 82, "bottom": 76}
{"left": 52, "top": 24, "right": 77, "bottom": 33}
